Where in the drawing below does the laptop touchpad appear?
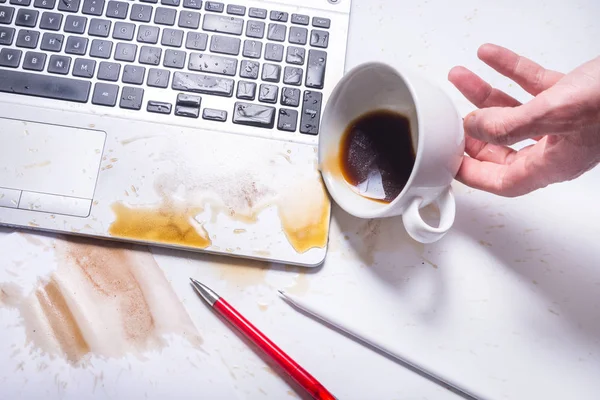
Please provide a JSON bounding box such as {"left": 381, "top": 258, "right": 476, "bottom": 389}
{"left": 0, "top": 118, "right": 105, "bottom": 217}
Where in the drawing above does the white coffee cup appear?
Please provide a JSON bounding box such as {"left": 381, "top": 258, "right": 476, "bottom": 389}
{"left": 319, "top": 62, "right": 465, "bottom": 244}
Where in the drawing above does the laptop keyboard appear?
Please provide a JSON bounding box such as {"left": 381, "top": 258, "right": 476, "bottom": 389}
{"left": 0, "top": 0, "right": 331, "bottom": 134}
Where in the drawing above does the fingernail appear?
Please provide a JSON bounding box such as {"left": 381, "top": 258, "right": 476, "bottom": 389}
{"left": 464, "top": 113, "right": 479, "bottom": 136}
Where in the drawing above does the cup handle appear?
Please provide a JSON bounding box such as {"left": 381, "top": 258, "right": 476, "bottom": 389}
{"left": 402, "top": 187, "right": 456, "bottom": 244}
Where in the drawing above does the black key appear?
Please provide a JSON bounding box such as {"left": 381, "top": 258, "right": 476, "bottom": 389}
{"left": 236, "top": 80, "right": 255, "bottom": 100}
{"left": 310, "top": 29, "right": 329, "bottom": 48}
{"left": 97, "top": 60, "right": 120, "bottom": 80}
{"left": 15, "top": 9, "right": 38, "bottom": 27}
{"left": 22, "top": 51, "right": 46, "bottom": 70}
{"left": 185, "top": 31, "right": 207, "bottom": 50}
{"left": 232, "top": 102, "right": 275, "bottom": 128}
{"left": 131, "top": 4, "right": 152, "bottom": 22}
{"left": 160, "top": 0, "right": 178, "bottom": 6}
{"left": 258, "top": 83, "right": 277, "bottom": 103}
{"left": 178, "top": 10, "right": 200, "bottom": 29}
{"left": 306, "top": 49, "right": 326, "bottom": 89}
{"left": 239, "top": 59, "right": 258, "bottom": 79}
{"left": 0, "top": 47, "right": 21, "bottom": 67}
{"left": 182, "top": 0, "right": 201, "bottom": 10}
{"left": 267, "top": 23, "right": 285, "bottom": 42}
{"left": 161, "top": 28, "right": 183, "bottom": 47}
{"left": 106, "top": 1, "right": 128, "bottom": 19}
{"left": 283, "top": 66, "right": 302, "bottom": 86}
{"left": 33, "top": 0, "right": 56, "bottom": 9}
{"left": 40, "top": 12, "right": 62, "bottom": 30}
{"left": 0, "top": 6, "right": 14, "bottom": 24}
{"left": 40, "top": 33, "right": 64, "bottom": 51}
{"left": 203, "top": 108, "right": 226, "bottom": 121}
{"left": 202, "top": 14, "right": 243, "bottom": 35}
{"left": 289, "top": 27, "right": 307, "bottom": 45}
{"left": 278, "top": 108, "right": 298, "bottom": 132}
{"left": 47, "top": 54, "right": 71, "bottom": 74}
{"left": 163, "top": 49, "right": 185, "bottom": 68}
{"left": 188, "top": 52, "right": 236, "bottom": 75}
{"left": 245, "top": 20, "right": 264, "bottom": 39}
{"left": 286, "top": 46, "right": 305, "bottom": 65}
{"left": 248, "top": 7, "right": 265, "bottom": 19}
{"left": 65, "top": 35, "right": 88, "bottom": 54}
{"left": 175, "top": 105, "right": 198, "bottom": 118}
{"left": 16, "top": 29, "right": 39, "bottom": 48}
{"left": 172, "top": 71, "right": 234, "bottom": 97}
{"left": 91, "top": 82, "right": 118, "bottom": 106}
{"left": 226, "top": 4, "right": 244, "bottom": 15}
{"left": 10, "top": 0, "right": 31, "bottom": 6}
{"left": 0, "top": 26, "right": 14, "bottom": 44}
{"left": 300, "top": 90, "right": 322, "bottom": 135}
{"left": 113, "top": 21, "right": 134, "bottom": 40}
{"left": 58, "top": 0, "right": 80, "bottom": 12}
{"left": 204, "top": 1, "right": 222, "bottom": 12}
{"left": 209, "top": 34, "right": 240, "bottom": 55}
{"left": 89, "top": 38, "right": 111, "bottom": 58}
{"left": 291, "top": 13, "right": 309, "bottom": 25}
{"left": 137, "top": 25, "right": 159, "bottom": 43}
{"left": 147, "top": 67, "right": 169, "bottom": 87}
{"left": 154, "top": 7, "right": 175, "bottom": 25}
{"left": 122, "top": 64, "right": 144, "bottom": 84}
{"left": 281, "top": 87, "right": 300, "bottom": 107}
{"left": 147, "top": 100, "right": 171, "bottom": 114}
{"left": 114, "top": 42, "right": 136, "bottom": 61}
{"left": 65, "top": 15, "right": 87, "bottom": 34}
{"left": 72, "top": 57, "right": 95, "bottom": 77}
{"left": 88, "top": 18, "right": 111, "bottom": 37}
{"left": 270, "top": 11, "right": 287, "bottom": 22}
{"left": 312, "top": 17, "right": 330, "bottom": 29}
{"left": 82, "top": 0, "right": 105, "bottom": 16}
{"left": 120, "top": 86, "right": 143, "bottom": 109}
{"left": 264, "top": 43, "right": 283, "bottom": 62}
{"left": 138, "top": 45, "right": 160, "bottom": 65}
{"left": 242, "top": 39, "right": 261, "bottom": 58}
{"left": 176, "top": 92, "right": 200, "bottom": 107}
{"left": 261, "top": 63, "right": 280, "bottom": 82}
{"left": 0, "top": 68, "right": 90, "bottom": 102}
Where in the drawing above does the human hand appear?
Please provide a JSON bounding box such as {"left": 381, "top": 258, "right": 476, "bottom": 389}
{"left": 448, "top": 43, "right": 600, "bottom": 197}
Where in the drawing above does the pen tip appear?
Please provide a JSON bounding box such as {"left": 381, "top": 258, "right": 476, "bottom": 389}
{"left": 277, "top": 289, "right": 286, "bottom": 297}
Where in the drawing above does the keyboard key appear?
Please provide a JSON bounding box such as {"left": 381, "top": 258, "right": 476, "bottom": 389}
{"left": 97, "top": 60, "right": 120, "bottom": 81}
{"left": 40, "top": 12, "right": 62, "bottom": 30}
{"left": 178, "top": 10, "right": 200, "bottom": 29}
{"left": 185, "top": 31, "right": 207, "bottom": 50}
{"left": 239, "top": 59, "right": 258, "bottom": 79}
{"left": 202, "top": 13, "right": 243, "bottom": 35}
{"left": 113, "top": 21, "right": 134, "bottom": 40}
{"left": 236, "top": 80, "right": 255, "bottom": 100}
{"left": 278, "top": 108, "right": 298, "bottom": 132}
{"left": 16, "top": 29, "right": 39, "bottom": 48}
{"left": 22, "top": 51, "right": 46, "bottom": 70}
{"left": 138, "top": 45, "right": 160, "bottom": 65}
{"left": 65, "top": 15, "right": 87, "bottom": 34}
{"left": 15, "top": 9, "right": 38, "bottom": 27}
{"left": 203, "top": 108, "right": 226, "bottom": 121}
{"left": 248, "top": 7, "right": 265, "bottom": 19}
{"left": 82, "top": 0, "right": 104, "bottom": 16}
{"left": 131, "top": 4, "right": 152, "bottom": 22}
{"left": 120, "top": 86, "right": 143, "bottom": 109}
{"left": 89, "top": 38, "right": 112, "bottom": 58}
{"left": 160, "top": 0, "right": 179, "bottom": 6}
{"left": 154, "top": 7, "right": 175, "bottom": 25}
{"left": 291, "top": 14, "right": 309, "bottom": 25}
{"left": 137, "top": 25, "right": 159, "bottom": 43}
{"left": 88, "top": 18, "right": 111, "bottom": 37}
{"left": 286, "top": 46, "right": 305, "bottom": 65}
{"left": 242, "top": 39, "right": 261, "bottom": 58}
{"left": 0, "top": 68, "right": 90, "bottom": 102}
{"left": 267, "top": 23, "right": 286, "bottom": 42}
{"left": 204, "top": 1, "right": 222, "bottom": 12}
{"left": 176, "top": 92, "right": 200, "bottom": 107}
{"left": 0, "top": 47, "right": 21, "bottom": 67}
{"left": 310, "top": 29, "right": 329, "bottom": 48}
{"left": 114, "top": 42, "right": 136, "bottom": 61}
{"left": 122, "top": 63, "right": 145, "bottom": 84}
{"left": 270, "top": 11, "right": 287, "bottom": 22}
{"left": 92, "top": 82, "right": 118, "bottom": 106}
{"left": 34, "top": 0, "right": 56, "bottom": 9}
{"left": 172, "top": 71, "right": 234, "bottom": 96}
{"left": 40, "top": 33, "right": 64, "bottom": 51}
{"left": 209, "top": 34, "right": 239, "bottom": 55}
{"left": 0, "top": 26, "right": 14, "bottom": 44}
{"left": 105, "top": 1, "right": 128, "bottom": 19}
{"left": 281, "top": 87, "right": 300, "bottom": 107}
{"left": 58, "top": 0, "right": 80, "bottom": 12}
{"left": 0, "top": 6, "right": 14, "bottom": 24}
{"left": 182, "top": 0, "right": 201, "bottom": 10}
{"left": 72, "top": 57, "right": 95, "bottom": 77}
{"left": 47, "top": 54, "right": 71, "bottom": 74}
{"left": 300, "top": 90, "right": 322, "bottom": 135}
{"left": 163, "top": 48, "right": 185, "bottom": 68}
{"left": 147, "top": 100, "right": 171, "bottom": 114}
{"left": 232, "top": 102, "right": 275, "bottom": 128}
{"left": 283, "top": 66, "right": 302, "bottom": 86}
{"left": 306, "top": 49, "right": 326, "bottom": 89}
{"left": 264, "top": 43, "right": 283, "bottom": 62}
{"left": 147, "top": 67, "right": 169, "bottom": 87}
{"left": 65, "top": 35, "right": 88, "bottom": 54}
{"left": 175, "top": 105, "right": 198, "bottom": 118}
{"left": 188, "top": 52, "right": 236, "bottom": 76}
{"left": 258, "top": 83, "right": 277, "bottom": 103}
{"left": 312, "top": 17, "right": 330, "bottom": 29}
{"left": 261, "top": 63, "right": 280, "bottom": 82}
{"left": 11, "top": 0, "right": 31, "bottom": 6}
{"left": 226, "top": 4, "right": 244, "bottom": 16}
{"left": 289, "top": 27, "right": 307, "bottom": 45}
{"left": 245, "top": 20, "right": 264, "bottom": 39}
{"left": 161, "top": 28, "right": 183, "bottom": 47}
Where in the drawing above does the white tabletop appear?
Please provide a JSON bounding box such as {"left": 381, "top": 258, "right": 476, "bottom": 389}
{"left": 2, "top": 0, "right": 600, "bottom": 399}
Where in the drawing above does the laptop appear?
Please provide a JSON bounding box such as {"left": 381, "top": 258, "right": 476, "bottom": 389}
{"left": 0, "top": 0, "right": 352, "bottom": 266}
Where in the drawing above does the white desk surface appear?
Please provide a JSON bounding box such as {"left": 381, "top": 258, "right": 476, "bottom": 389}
{"left": 2, "top": 0, "right": 600, "bottom": 399}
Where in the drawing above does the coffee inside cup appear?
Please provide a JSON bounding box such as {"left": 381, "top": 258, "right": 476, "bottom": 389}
{"left": 339, "top": 109, "right": 416, "bottom": 203}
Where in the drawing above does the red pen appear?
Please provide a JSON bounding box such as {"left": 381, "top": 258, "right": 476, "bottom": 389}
{"left": 190, "top": 278, "right": 337, "bottom": 400}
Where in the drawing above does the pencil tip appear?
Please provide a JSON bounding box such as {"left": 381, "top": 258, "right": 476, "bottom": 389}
{"left": 277, "top": 289, "right": 285, "bottom": 296}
